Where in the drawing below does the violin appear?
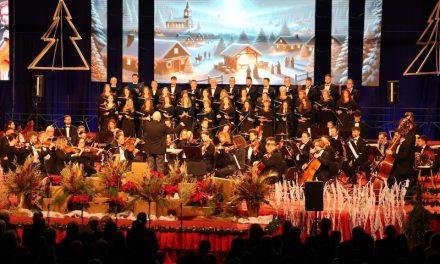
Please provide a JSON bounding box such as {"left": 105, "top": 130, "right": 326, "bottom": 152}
{"left": 121, "top": 137, "right": 139, "bottom": 152}
{"left": 64, "top": 146, "right": 81, "bottom": 154}
{"left": 250, "top": 140, "right": 261, "bottom": 155}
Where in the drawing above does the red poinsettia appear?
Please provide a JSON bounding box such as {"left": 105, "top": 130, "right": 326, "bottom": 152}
{"left": 121, "top": 181, "right": 138, "bottom": 195}
{"left": 164, "top": 185, "right": 179, "bottom": 197}
{"left": 71, "top": 194, "right": 90, "bottom": 205}
{"left": 190, "top": 191, "right": 209, "bottom": 207}
{"left": 48, "top": 175, "right": 62, "bottom": 185}
{"left": 108, "top": 196, "right": 127, "bottom": 207}
{"left": 150, "top": 170, "right": 166, "bottom": 178}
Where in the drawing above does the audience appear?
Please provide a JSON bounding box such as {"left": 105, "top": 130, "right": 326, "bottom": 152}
{"left": 0, "top": 213, "right": 438, "bottom": 264}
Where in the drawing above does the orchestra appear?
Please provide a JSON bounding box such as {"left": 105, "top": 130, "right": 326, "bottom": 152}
{"left": 1, "top": 73, "right": 437, "bottom": 190}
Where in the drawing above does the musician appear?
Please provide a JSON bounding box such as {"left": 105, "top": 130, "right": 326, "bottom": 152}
{"left": 258, "top": 78, "right": 275, "bottom": 99}
{"left": 26, "top": 131, "right": 40, "bottom": 164}
{"left": 302, "top": 77, "right": 318, "bottom": 103}
{"left": 336, "top": 89, "right": 358, "bottom": 136}
{"left": 315, "top": 89, "right": 335, "bottom": 129}
{"left": 127, "top": 73, "right": 143, "bottom": 96}
{"left": 295, "top": 93, "right": 313, "bottom": 138}
{"left": 113, "top": 134, "right": 136, "bottom": 164}
{"left": 403, "top": 112, "right": 419, "bottom": 147}
{"left": 214, "top": 131, "right": 234, "bottom": 177}
{"left": 76, "top": 137, "right": 98, "bottom": 176}
{"left": 107, "top": 119, "right": 118, "bottom": 134}
{"left": 377, "top": 132, "right": 389, "bottom": 157}
{"left": 188, "top": 79, "right": 200, "bottom": 102}
{"left": 415, "top": 135, "right": 432, "bottom": 156}
{"left": 0, "top": 133, "right": 28, "bottom": 173}
{"left": 414, "top": 135, "right": 435, "bottom": 175}
{"left": 119, "top": 96, "right": 136, "bottom": 137}
{"left": 200, "top": 131, "right": 215, "bottom": 171}
{"left": 258, "top": 99, "right": 274, "bottom": 138}
{"left": 246, "top": 129, "right": 263, "bottom": 165}
{"left": 217, "top": 96, "right": 235, "bottom": 127}
{"left": 176, "top": 129, "right": 191, "bottom": 149}
{"left": 150, "top": 80, "right": 161, "bottom": 106}
{"left": 319, "top": 74, "right": 339, "bottom": 99}
{"left": 321, "top": 135, "right": 337, "bottom": 162}
{"left": 208, "top": 78, "right": 222, "bottom": 101}
{"left": 177, "top": 95, "right": 194, "bottom": 129}
{"left": 143, "top": 111, "right": 184, "bottom": 173}
{"left": 54, "top": 137, "right": 84, "bottom": 174}
{"left": 100, "top": 94, "right": 118, "bottom": 132}
{"left": 242, "top": 77, "right": 258, "bottom": 105}
{"left": 61, "top": 115, "right": 78, "bottom": 146}
{"left": 169, "top": 76, "right": 182, "bottom": 101}
{"left": 303, "top": 139, "right": 334, "bottom": 181}
{"left": 344, "top": 78, "right": 360, "bottom": 103}
{"left": 224, "top": 76, "right": 239, "bottom": 100}
{"left": 276, "top": 101, "right": 293, "bottom": 138}
{"left": 37, "top": 131, "right": 57, "bottom": 173}
{"left": 260, "top": 137, "right": 287, "bottom": 180}
{"left": 229, "top": 135, "right": 247, "bottom": 171}
{"left": 238, "top": 100, "right": 255, "bottom": 133}
{"left": 109, "top": 76, "right": 121, "bottom": 95}
{"left": 343, "top": 127, "right": 369, "bottom": 183}
{"left": 330, "top": 127, "right": 345, "bottom": 160}
{"left": 353, "top": 110, "right": 368, "bottom": 138}
{"left": 386, "top": 129, "right": 414, "bottom": 184}
{"left": 296, "top": 132, "right": 313, "bottom": 170}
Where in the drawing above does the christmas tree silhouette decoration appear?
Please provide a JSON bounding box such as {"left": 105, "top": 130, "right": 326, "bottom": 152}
{"left": 403, "top": 0, "right": 440, "bottom": 76}
{"left": 28, "top": 0, "right": 90, "bottom": 70}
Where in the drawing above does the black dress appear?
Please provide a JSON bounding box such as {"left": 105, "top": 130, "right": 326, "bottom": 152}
{"left": 315, "top": 99, "right": 335, "bottom": 128}
{"left": 218, "top": 106, "right": 235, "bottom": 127}
{"left": 335, "top": 100, "right": 357, "bottom": 133}
{"left": 177, "top": 106, "right": 194, "bottom": 129}
{"left": 295, "top": 109, "right": 313, "bottom": 138}
{"left": 275, "top": 110, "right": 293, "bottom": 137}
{"left": 99, "top": 104, "right": 118, "bottom": 132}
{"left": 258, "top": 108, "right": 274, "bottom": 138}
{"left": 239, "top": 108, "right": 255, "bottom": 133}
{"left": 121, "top": 112, "right": 136, "bottom": 137}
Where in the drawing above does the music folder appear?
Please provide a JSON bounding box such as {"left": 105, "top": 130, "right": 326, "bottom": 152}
{"left": 183, "top": 146, "right": 203, "bottom": 161}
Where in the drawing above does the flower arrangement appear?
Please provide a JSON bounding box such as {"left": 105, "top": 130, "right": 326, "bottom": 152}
{"left": 5, "top": 155, "right": 44, "bottom": 209}
{"left": 230, "top": 165, "right": 278, "bottom": 217}
{"left": 69, "top": 194, "right": 90, "bottom": 211}
{"left": 96, "top": 157, "right": 129, "bottom": 197}
{"left": 54, "top": 163, "right": 95, "bottom": 210}
{"left": 48, "top": 175, "right": 62, "bottom": 185}
{"left": 121, "top": 181, "right": 138, "bottom": 195}
{"left": 164, "top": 185, "right": 179, "bottom": 197}
{"left": 186, "top": 177, "right": 223, "bottom": 209}
{"left": 108, "top": 196, "right": 127, "bottom": 214}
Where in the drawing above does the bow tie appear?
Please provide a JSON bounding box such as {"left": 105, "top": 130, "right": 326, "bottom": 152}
{"left": 66, "top": 126, "right": 70, "bottom": 128}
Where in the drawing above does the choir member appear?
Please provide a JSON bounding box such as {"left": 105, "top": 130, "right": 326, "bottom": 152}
{"left": 119, "top": 96, "right": 136, "bottom": 137}
{"left": 169, "top": 76, "right": 182, "bottom": 101}
{"left": 99, "top": 84, "right": 112, "bottom": 106}
{"left": 315, "top": 89, "right": 335, "bottom": 129}
{"left": 201, "top": 131, "right": 215, "bottom": 171}
{"left": 138, "top": 99, "right": 155, "bottom": 137}
{"left": 238, "top": 100, "right": 255, "bottom": 134}
{"left": 276, "top": 101, "right": 293, "bottom": 138}
{"left": 177, "top": 95, "right": 194, "bottom": 129}
{"left": 117, "top": 86, "right": 131, "bottom": 109}
{"left": 217, "top": 96, "right": 235, "bottom": 127}
{"left": 197, "top": 99, "right": 215, "bottom": 125}
{"left": 158, "top": 87, "right": 173, "bottom": 106}
{"left": 344, "top": 78, "right": 360, "bottom": 104}
{"left": 188, "top": 79, "right": 200, "bottom": 102}
{"left": 159, "top": 96, "right": 175, "bottom": 120}
{"left": 283, "top": 76, "right": 296, "bottom": 100}
{"left": 256, "top": 92, "right": 271, "bottom": 111}
{"left": 295, "top": 93, "right": 313, "bottom": 138}
{"left": 236, "top": 88, "right": 251, "bottom": 110}
{"left": 224, "top": 76, "right": 239, "bottom": 100}
{"left": 128, "top": 73, "right": 143, "bottom": 97}
{"left": 258, "top": 77, "right": 275, "bottom": 99}
{"left": 242, "top": 77, "right": 258, "bottom": 105}
{"left": 150, "top": 80, "right": 161, "bottom": 106}
{"left": 302, "top": 77, "right": 318, "bottom": 103}
{"left": 319, "top": 73, "right": 339, "bottom": 99}
{"left": 137, "top": 86, "right": 152, "bottom": 110}
{"left": 100, "top": 94, "right": 118, "bottom": 132}
{"left": 336, "top": 89, "right": 358, "bottom": 137}
{"left": 109, "top": 76, "right": 121, "bottom": 95}
{"left": 208, "top": 78, "right": 222, "bottom": 101}
{"left": 258, "top": 99, "right": 274, "bottom": 138}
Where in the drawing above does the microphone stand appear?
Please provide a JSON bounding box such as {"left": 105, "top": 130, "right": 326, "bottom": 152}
{"left": 232, "top": 110, "right": 250, "bottom": 135}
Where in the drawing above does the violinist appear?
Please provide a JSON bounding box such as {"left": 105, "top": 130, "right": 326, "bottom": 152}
{"left": 330, "top": 127, "right": 345, "bottom": 160}
{"left": 76, "top": 137, "right": 98, "bottom": 176}
{"left": 45, "top": 125, "right": 56, "bottom": 140}
{"left": 196, "top": 119, "right": 212, "bottom": 139}
{"left": 343, "top": 127, "right": 369, "bottom": 184}
{"left": 246, "top": 129, "right": 263, "bottom": 165}
{"left": 119, "top": 95, "right": 136, "bottom": 137}
{"left": 214, "top": 131, "right": 234, "bottom": 178}
{"left": 100, "top": 94, "right": 118, "bottom": 132}
{"left": 403, "top": 112, "right": 419, "bottom": 147}
{"left": 238, "top": 100, "right": 255, "bottom": 133}
{"left": 62, "top": 115, "right": 78, "bottom": 146}
{"left": 228, "top": 135, "right": 247, "bottom": 171}
{"left": 377, "top": 131, "right": 389, "bottom": 157}
{"left": 113, "top": 134, "right": 137, "bottom": 164}
{"left": 176, "top": 129, "right": 191, "bottom": 149}
{"left": 295, "top": 132, "right": 313, "bottom": 170}
{"left": 259, "top": 137, "right": 287, "bottom": 180}
{"left": 27, "top": 131, "right": 41, "bottom": 164}
{"left": 107, "top": 119, "right": 118, "bottom": 134}
{"left": 386, "top": 129, "right": 413, "bottom": 185}
{"left": 295, "top": 91, "right": 313, "bottom": 138}
{"left": 0, "top": 132, "right": 28, "bottom": 173}
{"left": 54, "top": 137, "right": 84, "bottom": 174}
{"left": 37, "top": 131, "right": 56, "bottom": 173}
{"left": 257, "top": 98, "right": 274, "bottom": 138}
{"left": 201, "top": 131, "right": 215, "bottom": 171}
{"left": 0, "top": 127, "right": 14, "bottom": 166}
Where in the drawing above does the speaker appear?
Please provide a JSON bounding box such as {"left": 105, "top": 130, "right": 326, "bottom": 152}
{"left": 304, "top": 181, "right": 324, "bottom": 211}
{"left": 387, "top": 80, "right": 399, "bottom": 103}
{"left": 33, "top": 75, "right": 45, "bottom": 98}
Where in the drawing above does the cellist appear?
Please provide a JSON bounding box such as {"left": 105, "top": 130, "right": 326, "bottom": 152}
{"left": 259, "top": 137, "right": 287, "bottom": 181}
{"left": 385, "top": 129, "right": 413, "bottom": 185}
{"left": 302, "top": 139, "right": 333, "bottom": 182}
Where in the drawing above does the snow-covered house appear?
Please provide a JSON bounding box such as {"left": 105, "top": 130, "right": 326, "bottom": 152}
{"left": 220, "top": 44, "right": 262, "bottom": 70}
{"left": 273, "top": 35, "right": 304, "bottom": 52}
{"left": 154, "top": 39, "right": 193, "bottom": 75}
{"left": 123, "top": 35, "right": 138, "bottom": 73}
{"left": 165, "top": 1, "right": 193, "bottom": 30}
{"left": 305, "top": 35, "right": 344, "bottom": 53}
{"left": 176, "top": 34, "right": 195, "bottom": 47}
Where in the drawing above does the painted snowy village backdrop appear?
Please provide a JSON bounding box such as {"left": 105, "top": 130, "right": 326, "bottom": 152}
{"left": 331, "top": 0, "right": 349, "bottom": 85}
{"left": 154, "top": 0, "right": 315, "bottom": 85}
{"left": 362, "top": 0, "right": 382, "bottom": 86}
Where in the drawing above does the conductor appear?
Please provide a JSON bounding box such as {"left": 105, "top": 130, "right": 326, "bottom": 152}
{"left": 143, "top": 111, "right": 184, "bottom": 173}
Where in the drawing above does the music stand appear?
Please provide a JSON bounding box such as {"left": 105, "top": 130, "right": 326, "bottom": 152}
{"left": 183, "top": 146, "right": 203, "bottom": 161}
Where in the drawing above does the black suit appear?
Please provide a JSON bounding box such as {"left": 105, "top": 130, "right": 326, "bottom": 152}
{"left": 352, "top": 121, "right": 368, "bottom": 138}
{"left": 261, "top": 151, "right": 287, "bottom": 180}
{"left": 223, "top": 85, "right": 240, "bottom": 99}
{"left": 1, "top": 144, "right": 28, "bottom": 172}
{"left": 296, "top": 141, "right": 313, "bottom": 169}
{"left": 314, "top": 148, "right": 336, "bottom": 181}
{"left": 344, "top": 88, "right": 360, "bottom": 103}
{"left": 241, "top": 86, "right": 258, "bottom": 105}
{"left": 61, "top": 125, "right": 78, "bottom": 146}
{"left": 142, "top": 121, "right": 182, "bottom": 173}
{"left": 257, "top": 86, "right": 275, "bottom": 99}
{"left": 343, "top": 137, "right": 370, "bottom": 182}
{"left": 303, "top": 86, "right": 318, "bottom": 103}
{"left": 169, "top": 85, "right": 182, "bottom": 101}
{"left": 208, "top": 86, "right": 222, "bottom": 101}
{"left": 390, "top": 139, "right": 413, "bottom": 183}
{"left": 319, "top": 84, "right": 339, "bottom": 100}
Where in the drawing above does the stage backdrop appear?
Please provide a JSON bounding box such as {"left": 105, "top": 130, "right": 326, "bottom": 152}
{"left": 331, "top": 0, "right": 348, "bottom": 84}
{"left": 91, "top": 0, "right": 108, "bottom": 82}
{"left": 153, "top": 0, "right": 316, "bottom": 85}
{"left": 0, "top": 0, "right": 9, "bottom": 80}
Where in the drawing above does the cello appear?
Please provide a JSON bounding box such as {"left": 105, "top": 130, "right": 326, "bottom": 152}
{"left": 298, "top": 158, "right": 321, "bottom": 186}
